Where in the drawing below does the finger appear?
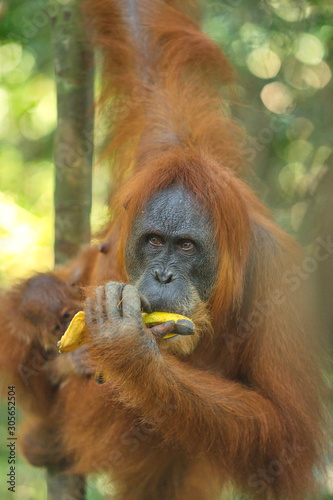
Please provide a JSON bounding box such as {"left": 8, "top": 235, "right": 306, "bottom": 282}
{"left": 105, "top": 282, "right": 123, "bottom": 320}
{"left": 71, "top": 346, "right": 94, "bottom": 377}
{"left": 150, "top": 320, "right": 175, "bottom": 339}
{"left": 94, "top": 286, "right": 106, "bottom": 324}
{"left": 173, "top": 320, "right": 195, "bottom": 335}
{"left": 139, "top": 293, "right": 151, "bottom": 313}
{"left": 122, "top": 285, "right": 142, "bottom": 319}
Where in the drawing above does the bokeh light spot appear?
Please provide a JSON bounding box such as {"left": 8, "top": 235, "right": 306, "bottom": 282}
{"left": 240, "top": 23, "right": 267, "bottom": 47}
{"left": 269, "top": 0, "right": 312, "bottom": 22}
{"left": 261, "top": 82, "right": 295, "bottom": 115}
{"left": 0, "top": 42, "right": 22, "bottom": 74}
{"left": 286, "top": 117, "right": 314, "bottom": 141}
{"left": 294, "top": 33, "right": 325, "bottom": 65}
{"left": 302, "top": 61, "right": 331, "bottom": 89}
{"left": 0, "top": 87, "right": 9, "bottom": 122}
{"left": 285, "top": 140, "right": 313, "bottom": 164}
{"left": 279, "top": 162, "right": 305, "bottom": 194}
{"left": 247, "top": 48, "right": 281, "bottom": 79}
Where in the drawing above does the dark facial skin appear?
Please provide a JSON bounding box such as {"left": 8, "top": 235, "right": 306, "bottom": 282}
{"left": 125, "top": 185, "right": 218, "bottom": 315}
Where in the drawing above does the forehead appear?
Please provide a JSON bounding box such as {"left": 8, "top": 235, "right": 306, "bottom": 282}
{"left": 132, "top": 185, "right": 213, "bottom": 237}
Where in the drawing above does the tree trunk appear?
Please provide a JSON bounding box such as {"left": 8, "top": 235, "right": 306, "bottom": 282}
{"left": 47, "top": 471, "right": 86, "bottom": 500}
{"left": 53, "top": 0, "right": 94, "bottom": 266}
{"left": 50, "top": 1, "right": 94, "bottom": 498}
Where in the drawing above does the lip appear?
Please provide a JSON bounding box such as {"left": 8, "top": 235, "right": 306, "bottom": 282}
{"left": 147, "top": 303, "right": 190, "bottom": 317}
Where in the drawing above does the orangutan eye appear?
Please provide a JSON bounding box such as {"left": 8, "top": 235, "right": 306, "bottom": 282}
{"left": 148, "top": 235, "right": 165, "bottom": 247}
{"left": 179, "top": 240, "right": 195, "bottom": 253}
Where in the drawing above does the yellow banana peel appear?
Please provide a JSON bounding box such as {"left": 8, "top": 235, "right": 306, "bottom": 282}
{"left": 58, "top": 310, "right": 194, "bottom": 384}
{"left": 57, "top": 311, "right": 88, "bottom": 353}
{"left": 58, "top": 311, "right": 194, "bottom": 354}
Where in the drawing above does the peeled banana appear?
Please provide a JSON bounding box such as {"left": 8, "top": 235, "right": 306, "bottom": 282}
{"left": 142, "top": 312, "right": 194, "bottom": 338}
{"left": 58, "top": 309, "right": 195, "bottom": 384}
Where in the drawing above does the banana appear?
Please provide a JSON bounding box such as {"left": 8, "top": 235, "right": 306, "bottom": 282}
{"left": 57, "top": 311, "right": 87, "bottom": 353}
{"left": 142, "top": 312, "right": 194, "bottom": 338}
{"left": 95, "top": 369, "right": 111, "bottom": 384}
{"left": 58, "top": 311, "right": 194, "bottom": 354}
{"left": 58, "top": 310, "right": 195, "bottom": 383}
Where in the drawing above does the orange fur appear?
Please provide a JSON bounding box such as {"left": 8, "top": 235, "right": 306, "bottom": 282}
{"left": 56, "top": 1, "right": 327, "bottom": 497}
{"left": 0, "top": 246, "right": 98, "bottom": 416}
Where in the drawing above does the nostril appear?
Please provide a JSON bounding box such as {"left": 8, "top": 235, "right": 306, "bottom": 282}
{"left": 154, "top": 268, "right": 173, "bottom": 284}
{"left": 164, "top": 273, "right": 173, "bottom": 284}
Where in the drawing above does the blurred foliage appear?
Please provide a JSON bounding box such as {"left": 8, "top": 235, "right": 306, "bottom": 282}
{"left": 0, "top": 0, "right": 109, "bottom": 287}
{"left": 0, "top": 0, "right": 332, "bottom": 498}
{"left": 203, "top": 0, "right": 333, "bottom": 241}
